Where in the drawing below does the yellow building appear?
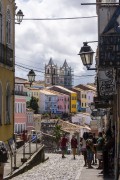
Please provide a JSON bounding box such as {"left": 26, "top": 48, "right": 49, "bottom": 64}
{"left": 0, "top": 0, "right": 15, "bottom": 142}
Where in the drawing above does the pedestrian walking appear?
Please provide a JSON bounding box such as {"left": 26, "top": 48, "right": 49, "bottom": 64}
{"left": 81, "top": 132, "right": 88, "bottom": 166}
{"left": 0, "top": 141, "right": 8, "bottom": 180}
{"left": 92, "top": 133, "right": 97, "bottom": 165}
{"left": 86, "top": 134, "right": 94, "bottom": 169}
{"left": 71, "top": 134, "right": 78, "bottom": 159}
{"left": 60, "top": 134, "right": 68, "bottom": 158}
{"left": 95, "top": 132, "right": 104, "bottom": 169}
{"left": 22, "top": 130, "right": 28, "bottom": 143}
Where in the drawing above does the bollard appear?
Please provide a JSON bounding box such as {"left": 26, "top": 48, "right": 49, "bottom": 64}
{"left": 10, "top": 152, "right": 13, "bottom": 175}
{"left": 29, "top": 134, "right": 31, "bottom": 157}
{"left": 36, "top": 135, "right": 38, "bottom": 151}
{"left": 21, "top": 143, "right": 27, "bottom": 163}
{"left": 13, "top": 134, "right": 18, "bottom": 170}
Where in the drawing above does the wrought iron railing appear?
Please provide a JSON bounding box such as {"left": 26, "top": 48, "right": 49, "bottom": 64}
{"left": 14, "top": 90, "right": 28, "bottom": 96}
{"left": 0, "top": 42, "right": 13, "bottom": 67}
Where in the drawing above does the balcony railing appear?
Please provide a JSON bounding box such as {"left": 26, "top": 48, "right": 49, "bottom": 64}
{"left": 14, "top": 90, "right": 28, "bottom": 96}
{"left": 0, "top": 43, "right": 13, "bottom": 67}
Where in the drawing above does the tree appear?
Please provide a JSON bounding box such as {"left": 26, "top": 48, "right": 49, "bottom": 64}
{"left": 29, "top": 96, "right": 39, "bottom": 114}
{"left": 53, "top": 124, "right": 62, "bottom": 149}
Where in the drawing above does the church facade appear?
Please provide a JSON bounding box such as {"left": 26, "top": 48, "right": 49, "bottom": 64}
{"left": 45, "top": 58, "right": 73, "bottom": 88}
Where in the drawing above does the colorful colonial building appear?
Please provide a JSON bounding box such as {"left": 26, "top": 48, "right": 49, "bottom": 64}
{"left": 0, "top": 0, "right": 15, "bottom": 142}
{"left": 49, "top": 86, "right": 77, "bottom": 113}
{"left": 14, "top": 79, "right": 28, "bottom": 134}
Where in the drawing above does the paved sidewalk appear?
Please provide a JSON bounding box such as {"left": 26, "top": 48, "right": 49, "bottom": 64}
{"left": 80, "top": 165, "right": 115, "bottom": 180}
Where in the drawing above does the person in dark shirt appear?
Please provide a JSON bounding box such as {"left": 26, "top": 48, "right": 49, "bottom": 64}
{"left": 71, "top": 135, "right": 78, "bottom": 159}
{"left": 60, "top": 134, "right": 68, "bottom": 158}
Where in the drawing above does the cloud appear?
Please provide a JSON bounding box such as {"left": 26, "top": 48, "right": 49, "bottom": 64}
{"left": 15, "top": 0, "right": 97, "bottom": 85}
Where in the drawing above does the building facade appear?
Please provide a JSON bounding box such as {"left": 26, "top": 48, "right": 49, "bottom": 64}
{"left": 49, "top": 90, "right": 70, "bottom": 114}
{"left": 39, "top": 89, "right": 58, "bottom": 114}
{"left": 73, "top": 84, "right": 96, "bottom": 112}
{"left": 14, "top": 82, "right": 27, "bottom": 134}
{"left": 0, "top": 0, "right": 15, "bottom": 142}
{"left": 26, "top": 108, "right": 34, "bottom": 133}
{"left": 49, "top": 86, "right": 77, "bottom": 113}
{"left": 45, "top": 58, "right": 73, "bottom": 88}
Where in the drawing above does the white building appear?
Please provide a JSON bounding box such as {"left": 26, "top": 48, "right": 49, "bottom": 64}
{"left": 71, "top": 113, "right": 92, "bottom": 126}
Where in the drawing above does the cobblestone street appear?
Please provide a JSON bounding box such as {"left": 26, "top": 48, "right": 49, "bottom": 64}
{"left": 12, "top": 153, "right": 84, "bottom": 180}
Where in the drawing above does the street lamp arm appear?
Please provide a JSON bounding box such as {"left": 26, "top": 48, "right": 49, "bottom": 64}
{"left": 83, "top": 41, "right": 98, "bottom": 44}
{"left": 87, "top": 67, "right": 97, "bottom": 71}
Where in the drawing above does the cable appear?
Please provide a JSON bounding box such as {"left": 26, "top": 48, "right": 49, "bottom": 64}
{"left": 21, "top": 16, "right": 97, "bottom": 21}
{"left": 15, "top": 63, "right": 95, "bottom": 79}
{"left": 16, "top": 61, "right": 45, "bottom": 71}
{"left": 15, "top": 64, "right": 45, "bottom": 73}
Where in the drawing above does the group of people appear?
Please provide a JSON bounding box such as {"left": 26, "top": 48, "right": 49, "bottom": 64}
{"left": 81, "top": 128, "right": 115, "bottom": 177}
{"left": 60, "top": 129, "right": 115, "bottom": 177}
{"left": 81, "top": 132, "right": 103, "bottom": 169}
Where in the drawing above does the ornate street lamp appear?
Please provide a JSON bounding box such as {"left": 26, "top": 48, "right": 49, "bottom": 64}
{"left": 78, "top": 42, "right": 96, "bottom": 70}
{"left": 27, "top": 69, "right": 36, "bottom": 87}
{"left": 16, "top": 10, "right": 24, "bottom": 24}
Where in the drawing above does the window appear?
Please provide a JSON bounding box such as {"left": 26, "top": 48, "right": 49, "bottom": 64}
{"left": 0, "top": 1, "right": 2, "bottom": 43}
{"left": 72, "top": 104, "right": 76, "bottom": 108}
{"left": 6, "top": 9, "right": 11, "bottom": 44}
{"left": 15, "top": 103, "right": 17, "bottom": 113}
{"left": 5, "top": 84, "right": 11, "bottom": 124}
{"left": 0, "top": 83, "right": 2, "bottom": 125}
{"left": 47, "top": 69, "right": 49, "bottom": 74}
{"left": 47, "top": 79, "right": 50, "bottom": 83}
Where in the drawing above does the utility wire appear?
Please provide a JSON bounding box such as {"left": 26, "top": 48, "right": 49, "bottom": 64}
{"left": 21, "top": 16, "right": 97, "bottom": 21}
{"left": 15, "top": 63, "right": 95, "bottom": 78}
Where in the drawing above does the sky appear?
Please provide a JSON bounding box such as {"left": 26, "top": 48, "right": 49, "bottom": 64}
{"left": 15, "top": 0, "right": 98, "bottom": 86}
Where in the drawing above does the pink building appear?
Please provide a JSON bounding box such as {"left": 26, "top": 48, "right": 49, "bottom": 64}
{"left": 26, "top": 108, "right": 34, "bottom": 133}
{"left": 57, "top": 94, "right": 70, "bottom": 114}
{"left": 49, "top": 90, "right": 70, "bottom": 114}
{"left": 14, "top": 78, "right": 28, "bottom": 134}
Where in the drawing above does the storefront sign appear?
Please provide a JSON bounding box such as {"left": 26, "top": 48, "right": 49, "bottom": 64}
{"left": 98, "top": 68, "right": 116, "bottom": 97}
{"left": 99, "top": 35, "right": 120, "bottom": 66}
{"left": 99, "top": 6, "right": 120, "bottom": 66}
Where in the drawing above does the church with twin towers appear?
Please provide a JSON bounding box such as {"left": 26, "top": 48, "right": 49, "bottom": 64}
{"left": 45, "top": 58, "right": 73, "bottom": 89}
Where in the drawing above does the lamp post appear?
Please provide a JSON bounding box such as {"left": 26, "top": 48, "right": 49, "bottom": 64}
{"left": 27, "top": 69, "right": 36, "bottom": 87}
{"left": 15, "top": 9, "right": 24, "bottom": 24}
{"left": 78, "top": 42, "right": 96, "bottom": 70}
{"left": 15, "top": 69, "right": 36, "bottom": 86}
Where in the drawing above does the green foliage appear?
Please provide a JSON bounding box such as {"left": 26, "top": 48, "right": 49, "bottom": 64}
{"left": 29, "top": 96, "right": 39, "bottom": 114}
{"left": 26, "top": 101, "right": 30, "bottom": 108}
{"left": 53, "top": 124, "right": 62, "bottom": 145}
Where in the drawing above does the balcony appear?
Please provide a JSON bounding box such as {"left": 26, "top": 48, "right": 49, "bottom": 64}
{"left": 14, "top": 90, "right": 28, "bottom": 96}
{"left": 0, "top": 43, "right": 13, "bottom": 67}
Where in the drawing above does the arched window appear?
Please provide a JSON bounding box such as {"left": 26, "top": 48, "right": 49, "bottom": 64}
{"left": 6, "top": 9, "right": 11, "bottom": 44}
{"left": 0, "top": 1, "right": 2, "bottom": 43}
{"left": 0, "top": 82, "right": 2, "bottom": 125}
{"left": 47, "top": 68, "right": 49, "bottom": 74}
{"left": 5, "top": 84, "right": 11, "bottom": 124}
